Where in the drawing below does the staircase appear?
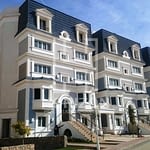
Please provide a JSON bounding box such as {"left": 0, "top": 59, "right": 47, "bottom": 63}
{"left": 68, "top": 120, "right": 100, "bottom": 143}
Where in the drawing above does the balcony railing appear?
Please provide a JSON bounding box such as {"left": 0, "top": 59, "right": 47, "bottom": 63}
{"left": 32, "top": 100, "right": 53, "bottom": 111}
{"left": 138, "top": 108, "right": 150, "bottom": 115}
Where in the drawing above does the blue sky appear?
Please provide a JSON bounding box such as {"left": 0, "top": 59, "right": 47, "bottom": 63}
{"left": 0, "top": 0, "right": 150, "bottom": 48}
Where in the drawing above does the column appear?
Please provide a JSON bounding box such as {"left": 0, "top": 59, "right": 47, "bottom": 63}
{"left": 37, "top": 15, "right": 40, "bottom": 29}
{"left": 41, "top": 88, "right": 44, "bottom": 100}
{"left": 99, "top": 113, "right": 103, "bottom": 135}
{"left": 49, "top": 19, "right": 52, "bottom": 33}
{"left": 108, "top": 114, "right": 113, "bottom": 130}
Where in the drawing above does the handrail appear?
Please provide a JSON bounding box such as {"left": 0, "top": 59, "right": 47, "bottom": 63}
{"left": 70, "top": 112, "right": 97, "bottom": 134}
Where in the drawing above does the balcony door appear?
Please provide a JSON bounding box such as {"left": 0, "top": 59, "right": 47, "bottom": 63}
{"left": 62, "top": 99, "right": 70, "bottom": 121}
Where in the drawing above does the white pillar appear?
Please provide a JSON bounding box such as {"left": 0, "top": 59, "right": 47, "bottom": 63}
{"left": 37, "top": 15, "right": 40, "bottom": 29}
{"left": 108, "top": 114, "right": 113, "bottom": 130}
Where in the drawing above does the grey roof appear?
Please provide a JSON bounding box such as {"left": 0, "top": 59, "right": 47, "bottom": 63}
{"left": 92, "top": 29, "right": 144, "bottom": 62}
{"left": 17, "top": 0, "right": 93, "bottom": 47}
{"left": 141, "top": 47, "right": 150, "bottom": 66}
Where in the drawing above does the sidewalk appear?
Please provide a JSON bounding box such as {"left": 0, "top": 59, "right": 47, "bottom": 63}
{"left": 67, "top": 134, "right": 150, "bottom": 150}
{"left": 105, "top": 135, "right": 150, "bottom": 150}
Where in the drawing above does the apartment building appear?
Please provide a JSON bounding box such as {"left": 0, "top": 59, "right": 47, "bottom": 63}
{"left": 93, "top": 29, "right": 149, "bottom": 134}
{"left": 141, "top": 47, "right": 150, "bottom": 109}
{"left": 0, "top": 0, "right": 149, "bottom": 139}
{"left": 0, "top": 0, "right": 95, "bottom": 138}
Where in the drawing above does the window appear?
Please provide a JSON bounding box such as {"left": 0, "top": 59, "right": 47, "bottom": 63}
{"left": 124, "top": 68, "right": 129, "bottom": 74}
{"left": 38, "top": 116, "right": 46, "bottom": 127}
{"left": 109, "top": 78, "right": 119, "bottom": 86}
{"left": 34, "top": 64, "right": 51, "bottom": 75}
{"left": 44, "top": 88, "right": 49, "bottom": 99}
{"left": 135, "top": 83, "right": 143, "bottom": 91}
{"left": 40, "top": 19, "right": 47, "bottom": 30}
{"left": 62, "top": 54, "right": 67, "bottom": 59}
{"left": 36, "top": 8, "right": 53, "bottom": 33}
{"left": 107, "top": 35, "right": 118, "bottom": 54}
{"left": 86, "top": 93, "right": 89, "bottom": 102}
{"left": 60, "top": 52, "right": 69, "bottom": 60}
{"left": 116, "top": 118, "right": 121, "bottom": 126}
{"left": 119, "top": 97, "right": 122, "bottom": 105}
{"left": 59, "top": 31, "right": 71, "bottom": 41}
{"left": 126, "top": 86, "right": 130, "bottom": 91}
{"left": 76, "top": 72, "right": 89, "bottom": 81}
{"left": 78, "top": 93, "right": 84, "bottom": 102}
{"left": 62, "top": 76, "right": 68, "bottom": 83}
{"left": 34, "top": 88, "right": 41, "bottom": 99}
{"left": 131, "top": 44, "right": 140, "bottom": 60}
{"left": 132, "top": 66, "right": 141, "bottom": 74}
{"left": 75, "top": 24, "right": 88, "bottom": 45}
{"left": 143, "top": 100, "right": 147, "bottom": 107}
{"left": 137, "top": 100, "right": 142, "bottom": 108}
{"left": 35, "top": 39, "right": 52, "bottom": 51}
{"left": 110, "top": 97, "right": 117, "bottom": 105}
{"left": 108, "top": 60, "right": 118, "bottom": 68}
{"left": 97, "top": 97, "right": 106, "bottom": 103}
{"left": 76, "top": 51, "right": 88, "bottom": 60}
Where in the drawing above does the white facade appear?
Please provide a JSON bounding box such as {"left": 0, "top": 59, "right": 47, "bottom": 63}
{"left": 0, "top": 9, "right": 20, "bottom": 138}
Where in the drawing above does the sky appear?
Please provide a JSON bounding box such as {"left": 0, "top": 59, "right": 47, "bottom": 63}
{"left": 0, "top": 0, "right": 150, "bottom": 48}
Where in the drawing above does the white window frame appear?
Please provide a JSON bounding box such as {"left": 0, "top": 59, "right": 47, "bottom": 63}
{"left": 131, "top": 44, "right": 141, "bottom": 61}
{"left": 75, "top": 24, "right": 88, "bottom": 45}
{"left": 107, "top": 59, "right": 119, "bottom": 70}
{"left": 107, "top": 35, "right": 118, "bottom": 54}
{"left": 134, "top": 82, "right": 143, "bottom": 91}
{"left": 32, "top": 37, "right": 54, "bottom": 55}
{"left": 36, "top": 8, "right": 53, "bottom": 33}
{"left": 108, "top": 76, "right": 121, "bottom": 89}
{"left": 132, "top": 66, "right": 142, "bottom": 76}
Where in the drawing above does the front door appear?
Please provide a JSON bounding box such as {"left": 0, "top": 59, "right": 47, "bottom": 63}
{"left": 101, "top": 114, "right": 108, "bottom": 127}
{"left": 62, "top": 99, "right": 70, "bottom": 121}
{"left": 2, "top": 119, "right": 11, "bottom": 138}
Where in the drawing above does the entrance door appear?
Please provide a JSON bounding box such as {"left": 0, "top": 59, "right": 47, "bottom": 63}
{"left": 62, "top": 99, "right": 70, "bottom": 121}
{"left": 2, "top": 119, "right": 11, "bottom": 138}
{"left": 101, "top": 114, "right": 108, "bottom": 127}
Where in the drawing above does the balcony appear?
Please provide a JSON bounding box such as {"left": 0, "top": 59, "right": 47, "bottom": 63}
{"left": 32, "top": 100, "right": 53, "bottom": 111}
{"left": 138, "top": 108, "right": 150, "bottom": 115}
{"left": 77, "top": 102, "right": 94, "bottom": 112}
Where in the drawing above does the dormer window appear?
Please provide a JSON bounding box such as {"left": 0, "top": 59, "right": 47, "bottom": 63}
{"left": 131, "top": 44, "right": 141, "bottom": 60}
{"left": 75, "top": 24, "right": 88, "bottom": 45}
{"left": 107, "top": 35, "right": 118, "bottom": 54}
{"left": 36, "top": 8, "right": 53, "bottom": 33}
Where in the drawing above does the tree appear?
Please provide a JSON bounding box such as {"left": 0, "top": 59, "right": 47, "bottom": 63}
{"left": 128, "top": 106, "right": 137, "bottom": 136}
{"left": 12, "top": 121, "right": 31, "bottom": 144}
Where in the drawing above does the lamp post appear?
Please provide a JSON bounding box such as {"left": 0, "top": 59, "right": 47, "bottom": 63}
{"left": 95, "top": 106, "right": 100, "bottom": 150}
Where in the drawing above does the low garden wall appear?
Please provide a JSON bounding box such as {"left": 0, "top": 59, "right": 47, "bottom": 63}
{"left": 0, "top": 144, "right": 34, "bottom": 150}
{"left": 0, "top": 136, "right": 67, "bottom": 150}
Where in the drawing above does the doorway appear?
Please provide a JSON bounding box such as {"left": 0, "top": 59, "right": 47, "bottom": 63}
{"left": 2, "top": 119, "right": 11, "bottom": 138}
{"left": 101, "top": 114, "right": 108, "bottom": 127}
{"left": 62, "top": 99, "right": 70, "bottom": 121}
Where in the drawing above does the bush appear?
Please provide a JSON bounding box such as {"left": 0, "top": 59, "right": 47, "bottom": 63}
{"left": 12, "top": 121, "right": 31, "bottom": 137}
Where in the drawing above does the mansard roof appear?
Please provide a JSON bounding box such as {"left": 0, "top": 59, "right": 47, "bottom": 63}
{"left": 17, "top": 0, "right": 92, "bottom": 47}
{"left": 92, "top": 29, "right": 144, "bottom": 62}
{"left": 141, "top": 47, "right": 150, "bottom": 66}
